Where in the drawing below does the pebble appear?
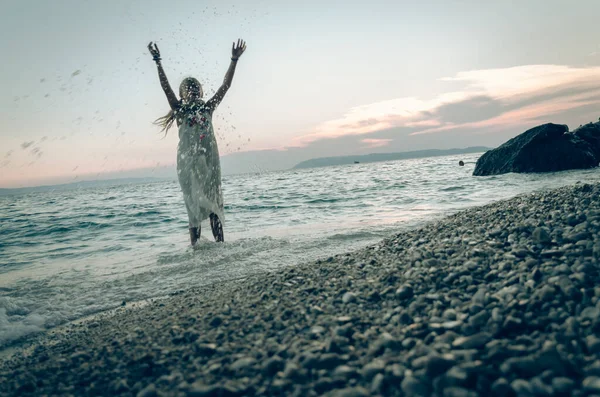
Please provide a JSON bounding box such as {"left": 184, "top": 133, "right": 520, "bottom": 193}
{"left": 333, "top": 365, "right": 357, "bottom": 379}
{"left": 503, "top": 316, "right": 523, "bottom": 332}
{"left": 491, "top": 378, "right": 512, "bottom": 396}
{"left": 137, "top": 384, "right": 158, "bottom": 397}
{"left": 328, "top": 387, "right": 369, "bottom": 397}
{"left": 209, "top": 316, "right": 222, "bottom": 327}
{"left": 529, "top": 377, "right": 553, "bottom": 397}
{"left": 423, "top": 354, "right": 456, "bottom": 377}
{"left": 262, "top": 356, "right": 284, "bottom": 377}
{"left": 361, "top": 359, "right": 386, "bottom": 381}
{"left": 186, "top": 382, "right": 235, "bottom": 397}
{"left": 537, "top": 285, "right": 555, "bottom": 302}
{"left": 551, "top": 377, "right": 575, "bottom": 394}
{"left": 443, "top": 387, "right": 478, "bottom": 397}
{"left": 369, "top": 332, "right": 400, "bottom": 355}
{"left": 324, "top": 354, "right": 348, "bottom": 369}
{"left": 586, "top": 336, "right": 600, "bottom": 354}
{"left": 532, "top": 227, "right": 552, "bottom": 244}
{"left": 230, "top": 357, "right": 256, "bottom": 372}
{"left": 283, "top": 362, "right": 306, "bottom": 382}
{"left": 401, "top": 376, "right": 430, "bottom": 397}
{"left": 511, "top": 379, "right": 534, "bottom": 396}
{"left": 370, "top": 373, "right": 385, "bottom": 394}
{"left": 468, "top": 311, "right": 489, "bottom": 328}
{"left": 583, "top": 377, "right": 600, "bottom": 394}
{"left": 342, "top": 292, "right": 357, "bottom": 304}
{"left": 452, "top": 332, "right": 491, "bottom": 349}
{"left": 396, "top": 285, "right": 414, "bottom": 300}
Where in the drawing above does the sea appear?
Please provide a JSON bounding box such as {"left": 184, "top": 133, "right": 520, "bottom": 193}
{"left": 2, "top": 153, "right": 600, "bottom": 348}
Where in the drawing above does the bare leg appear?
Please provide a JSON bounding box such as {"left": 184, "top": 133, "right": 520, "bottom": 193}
{"left": 209, "top": 213, "right": 224, "bottom": 242}
{"left": 189, "top": 226, "right": 200, "bottom": 245}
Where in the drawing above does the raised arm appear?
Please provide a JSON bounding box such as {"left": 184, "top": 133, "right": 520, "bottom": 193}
{"left": 148, "top": 42, "right": 179, "bottom": 111}
{"left": 207, "top": 39, "right": 247, "bottom": 110}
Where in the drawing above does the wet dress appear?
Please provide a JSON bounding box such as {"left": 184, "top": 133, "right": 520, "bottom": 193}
{"left": 176, "top": 101, "right": 224, "bottom": 228}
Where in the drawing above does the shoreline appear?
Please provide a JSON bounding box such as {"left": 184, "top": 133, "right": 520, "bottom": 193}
{"left": 2, "top": 182, "right": 600, "bottom": 396}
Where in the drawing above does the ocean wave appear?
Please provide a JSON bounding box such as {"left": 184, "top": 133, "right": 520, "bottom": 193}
{"left": 132, "top": 210, "right": 163, "bottom": 217}
{"left": 440, "top": 186, "right": 467, "bottom": 192}
{"left": 225, "top": 203, "right": 299, "bottom": 211}
{"left": 2, "top": 154, "right": 599, "bottom": 348}
{"left": 305, "top": 197, "right": 346, "bottom": 204}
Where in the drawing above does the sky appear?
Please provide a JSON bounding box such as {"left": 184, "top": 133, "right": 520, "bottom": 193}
{"left": 2, "top": 0, "right": 600, "bottom": 187}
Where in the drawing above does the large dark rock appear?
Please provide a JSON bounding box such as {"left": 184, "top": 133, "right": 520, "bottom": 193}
{"left": 473, "top": 122, "right": 600, "bottom": 176}
{"left": 574, "top": 122, "right": 600, "bottom": 159}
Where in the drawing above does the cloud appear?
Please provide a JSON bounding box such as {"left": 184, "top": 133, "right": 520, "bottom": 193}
{"left": 292, "top": 65, "right": 600, "bottom": 146}
{"left": 361, "top": 138, "right": 392, "bottom": 148}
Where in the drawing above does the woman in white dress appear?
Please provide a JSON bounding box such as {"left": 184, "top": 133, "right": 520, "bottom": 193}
{"left": 148, "top": 39, "right": 247, "bottom": 245}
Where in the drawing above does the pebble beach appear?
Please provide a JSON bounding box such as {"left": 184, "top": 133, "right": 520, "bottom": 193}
{"left": 2, "top": 182, "right": 600, "bottom": 396}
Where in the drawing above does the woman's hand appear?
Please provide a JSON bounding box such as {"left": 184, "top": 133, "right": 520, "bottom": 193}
{"left": 231, "top": 39, "right": 247, "bottom": 61}
{"left": 148, "top": 42, "right": 161, "bottom": 62}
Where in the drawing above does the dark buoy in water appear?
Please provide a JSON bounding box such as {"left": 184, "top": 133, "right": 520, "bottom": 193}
{"left": 459, "top": 160, "right": 465, "bottom": 166}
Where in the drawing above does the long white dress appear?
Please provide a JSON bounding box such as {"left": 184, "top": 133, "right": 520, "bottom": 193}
{"left": 176, "top": 102, "right": 224, "bottom": 229}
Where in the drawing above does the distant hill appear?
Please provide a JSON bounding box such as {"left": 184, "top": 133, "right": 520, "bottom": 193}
{"left": 0, "top": 177, "right": 173, "bottom": 197}
{"left": 292, "top": 147, "right": 491, "bottom": 169}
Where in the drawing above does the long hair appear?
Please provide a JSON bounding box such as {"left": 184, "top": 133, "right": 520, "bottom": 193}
{"left": 153, "top": 77, "right": 202, "bottom": 136}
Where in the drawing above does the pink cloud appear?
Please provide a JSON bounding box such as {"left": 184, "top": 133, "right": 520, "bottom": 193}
{"left": 292, "top": 65, "right": 600, "bottom": 146}
{"left": 411, "top": 86, "right": 600, "bottom": 136}
{"left": 361, "top": 138, "right": 392, "bottom": 148}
